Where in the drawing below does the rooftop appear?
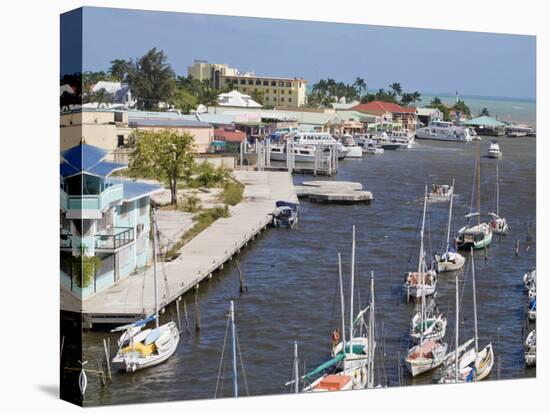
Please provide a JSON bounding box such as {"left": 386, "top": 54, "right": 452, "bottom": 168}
{"left": 352, "top": 101, "right": 416, "bottom": 114}
{"left": 216, "top": 90, "right": 262, "bottom": 108}
{"left": 463, "top": 115, "right": 507, "bottom": 127}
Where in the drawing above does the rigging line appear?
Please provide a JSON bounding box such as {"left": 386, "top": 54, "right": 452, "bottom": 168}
{"left": 235, "top": 330, "right": 250, "bottom": 396}
{"left": 214, "top": 313, "right": 231, "bottom": 398}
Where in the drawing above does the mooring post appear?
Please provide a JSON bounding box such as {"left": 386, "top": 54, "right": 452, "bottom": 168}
{"left": 60, "top": 335, "right": 65, "bottom": 360}
{"left": 194, "top": 285, "right": 201, "bottom": 332}
{"left": 182, "top": 298, "right": 191, "bottom": 334}
{"left": 103, "top": 338, "right": 112, "bottom": 382}
{"left": 97, "top": 360, "right": 106, "bottom": 387}
{"left": 176, "top": 297, "right": 182, "bottom": 334}
{"left": 515, "top": 239, "right": 520, "bottom": 256}
{"left": 236, "top": 258, "right": 247, "bottom": 294}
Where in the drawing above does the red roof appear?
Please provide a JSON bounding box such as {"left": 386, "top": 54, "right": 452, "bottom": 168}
{"left": 214, "top": 128, "right": 247, "bottom": 143}
{"left": 351, "top": 101, "right": 416, "bottom": 114}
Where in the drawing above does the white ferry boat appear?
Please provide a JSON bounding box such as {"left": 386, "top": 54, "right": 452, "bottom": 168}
{"left": 291, "top": 132, "right": 349, "bottom": 159}
{"left": 339, "top": 134, "right": 363, "bottom": 158}
{"left": 416, "top": 121, "right": 473, "bottom": 142}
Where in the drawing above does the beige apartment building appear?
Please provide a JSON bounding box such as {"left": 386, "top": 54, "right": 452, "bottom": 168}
{"left": 187, "top": 60, "right": 308, "bottom": 107}
{"left": 60, "top": 109, "right": 132, "bottom": 151}
{"left": 60, "top": 109, "right": 214, "bottom": 157}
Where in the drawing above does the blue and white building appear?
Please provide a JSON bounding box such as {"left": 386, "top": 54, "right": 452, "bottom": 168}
{"left": 60, "top": 143, "right": 162, "bottom": 299}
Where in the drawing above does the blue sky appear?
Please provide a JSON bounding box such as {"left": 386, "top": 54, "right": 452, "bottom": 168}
{"left": 62, "top": 7, "right": 536, "bottom": 99}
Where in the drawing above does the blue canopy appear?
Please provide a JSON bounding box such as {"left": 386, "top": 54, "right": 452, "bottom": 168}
{"left": 122, "top": 180, "right": 163, "bottom": 202}
{"left": 276, "top": 200, "right": 298, "bottom": 209}
{"left": 60, "top": 143, "right": 127, "bottom": 178}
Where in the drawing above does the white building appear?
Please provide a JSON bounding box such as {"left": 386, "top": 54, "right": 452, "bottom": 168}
{"left": 216, "top": 90, "right": 262, "bottom": 108}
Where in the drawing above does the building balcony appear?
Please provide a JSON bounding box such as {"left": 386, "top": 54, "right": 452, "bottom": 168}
{"left": 60, "top": 183, "right": 124, "bottom": 213}
{"left": 95, "top": 227, "right": 134, "bottom": 250}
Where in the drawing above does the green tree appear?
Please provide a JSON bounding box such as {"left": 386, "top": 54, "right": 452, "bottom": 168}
{"left": 129, "top": 130, "right": 195, "bottom": 205}
{"left": 250, "top": 89, "right": 265, "bottom": 105}
{"left": 479, "top": 107, "right": 490, "bottom": 116}
{"left": 354, "top": 77, "right": 367, "bottom": 97}
{"left": 429, "top": 96, "right": 443, "bottom": 107}
{"left": 389, "top": 82, "right": 402, "bottom": 97}
{"left": 410, "top": 91, "right": 422, "bottom": 106}
{"left": 109, "top": 58, "right": 132, "bottom": 82}
{"left": 451, "top": 99, "right": 471, "bottom": 117}
{"left": 171, "top": 88, "right": 198, "bottom": 113}
{"left": 127, "top": 48, "right": 176, "bottom": 110}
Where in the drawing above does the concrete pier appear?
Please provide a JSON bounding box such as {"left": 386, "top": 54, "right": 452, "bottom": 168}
{"left": 62, "top": 170, "right": 297, "bottom": 327}
{"left": 295, "top": 180, "right": 373, "bottom": 204}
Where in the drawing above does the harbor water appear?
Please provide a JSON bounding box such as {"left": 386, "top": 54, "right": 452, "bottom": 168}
{"left": 81, "top": 137, "right": 536, "bottom": 405}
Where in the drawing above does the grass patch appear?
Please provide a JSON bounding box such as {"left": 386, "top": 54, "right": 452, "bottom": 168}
{"left": 221, "top": 181, "right": 244, "bottom": 206}
{"left": 164, "top": 206, "right": 230, "bottom": 260}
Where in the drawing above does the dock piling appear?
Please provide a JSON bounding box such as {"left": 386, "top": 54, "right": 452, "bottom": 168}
{"left": 236, "top": 259, "right": 247, "bottom": 294}
{"left": 194, "top": 285, "right": 201, "bottom": 332}
{"left": 176, "top": 297, "right": 182, "bottom": 334}
{"left": 183, "top": 298, "right": 191, "bottom": 335}
{"left": 515, "top": 240, "right": 520, "bottom": 256}
{"left": 103, "top": 338, "right": 112, "bottom": 382}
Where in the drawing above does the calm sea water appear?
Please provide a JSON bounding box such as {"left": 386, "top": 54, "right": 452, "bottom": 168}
{"left": 81, "top": 137, "right": 536, "bottom": 406}
{"left": 417, "top": 94, "right": 536, "bottom": 127}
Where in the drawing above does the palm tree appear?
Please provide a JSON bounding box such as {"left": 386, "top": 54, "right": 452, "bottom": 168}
{"left": 411, "top": 91, "right": 422, "bottom": 106}
{"left": 389, "top": 82, "right": 402, "bottom": 97}
{"left": 354, "top": 77, "right": 367, "bottom": 97}
{"left": 480, "top": 107, "right": 490, "bottom": 116}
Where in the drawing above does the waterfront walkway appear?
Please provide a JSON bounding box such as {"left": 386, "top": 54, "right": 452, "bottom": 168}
{"left": 74, "top": 170, "right": 297, "bottom": 325}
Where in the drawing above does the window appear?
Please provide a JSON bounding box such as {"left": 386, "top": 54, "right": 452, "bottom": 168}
{"left": 281, "top": 97, "right": 285, "bottom": 102}
{"left": 248, "top": 79, "right": 253, "bottom": 85}
{"left": 288, "top": 98, "right": 292, "bottom": 102}
{"left": 117, "top": 135, "right": 125, "bottom": 147}
{"left": 240, "top": 79, "right": 246, "bottom": 85}
{"left": 279, "top": 81, "right": 285, "bottom": 87}
{"left": 255, "top": 80, "right": 261, "bottom": 85}
{"left": 263, "top": 80, "right": 269, "bottom": 86}
{"left": 119, "top": 202, "right": 131, "bottom": 218}
{"left": 271, "top": 81, "right": 276, "bottom": 86}
{"left": 265, "top": 96, "right": 269, "bottom": 101}
{"left": 286, "top": 82, "right": 291, "bottom": 87}
{"left": 114, "top": 111, "right": 123, "bottom": 122}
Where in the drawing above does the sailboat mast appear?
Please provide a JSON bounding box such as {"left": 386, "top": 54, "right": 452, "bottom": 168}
{"left": 368, "top": 271, "right": 375, "bottom": 389}
{"left": 445, "top": 179, "right": 455, "bottom": 252}
{"left": 349, "top": 226, "right": 356, "bottom": 350}
{"left": 230, "top": 300, "right": 238, "bottom": 397}
{"left": 338, "top": 253, "right": 346, "bottom": 348}
{"left": 293, "top": 340, "right": 299, "bottom": 394}
{"left": 471, "top": 249, "right": 479, "bottom": 356}
{"left": 455, "top": 274, "right": 459, "bottom": 384}
{"left": 477, "top": 142, "right": 481, "bottom": 226}
{"left": 152, "top": 208, "right": 159, "bottom": 328}
{"left": 419, "top": 187, "right": 428, "bottom": 333}
{"left": 496, "top": 164, "right": 500, "bottom": 217}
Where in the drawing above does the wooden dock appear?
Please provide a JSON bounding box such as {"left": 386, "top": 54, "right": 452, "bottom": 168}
{"left": 295, "top": 180, "right": 373, "bottom": 204}
{"left": 61, "top": 170, "right": 298, "bottom": 327}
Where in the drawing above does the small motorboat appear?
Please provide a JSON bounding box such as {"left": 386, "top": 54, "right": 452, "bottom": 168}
{"left": 272, "top": 200, "right": 299, "bottom": 228}
{"left": 488, "top": 141, "right": 502, "bottom": 158}
{"left": 428, "top": 183, "right": 453, "bottom": 203}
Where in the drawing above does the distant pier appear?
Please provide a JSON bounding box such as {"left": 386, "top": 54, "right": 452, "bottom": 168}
{"left": 295, "top": 180, "right": 373, "bottom": 204}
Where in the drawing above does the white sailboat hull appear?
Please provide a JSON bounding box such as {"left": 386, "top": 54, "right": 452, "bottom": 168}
{"left": 435, "top": 252, "right": 466, "bottom": 272}
{"left": 112, "top": 322, "right": 180, "bottom": 373}
{"left": 343, "top": 146, "right": 363, "bottom": 158}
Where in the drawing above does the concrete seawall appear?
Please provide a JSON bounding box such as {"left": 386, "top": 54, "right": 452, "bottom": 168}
{"left": 63, "top": 170, "right": 297, "bottom": 327}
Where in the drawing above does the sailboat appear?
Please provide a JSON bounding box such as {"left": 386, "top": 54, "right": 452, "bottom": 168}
{"left": 295, "top": 236, "right": 375, "bottom": 392}
{"left": 405, "top": 187, "right": 437, "bottom": 298}
{"left": 111, "top": 209, "right": 180, "bottom": 372}
{"left": 488, "top": 164, "right": 508, "bottom": 235}
{"left": 410, "top": 301, "right": 447, "bottom": 343}
{"left": 456, "top": 144, "right": 493, "bottom": 250}
{"left": 440, "top": 249, "right": 494, "bottom": 383}
{"left": 435, "top": 178, "right": 466, "bottom": 272}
